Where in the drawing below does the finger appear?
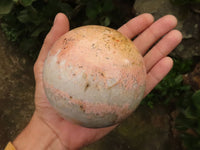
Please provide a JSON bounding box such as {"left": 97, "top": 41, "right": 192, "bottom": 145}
{"left": 133, "top": 15, "right": 177, "bottom": 55}
{"left": 34, "top": 13, "right": 69, "bottom": 82}
{"left": 118, "top": 13, "right": 154, "bottom": 39}
{"left": 144, "top": 30, "right": 182, "bottom": 72}
{"left": 144, "top": 57, "right": 173, "bottom": 97}
{"left": 37, "top": 13, "right": 70, "bottom": 63}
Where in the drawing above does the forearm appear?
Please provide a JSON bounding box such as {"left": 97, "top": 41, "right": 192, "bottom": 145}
{"left": 13, "top": 112, "right": 65, "bottom": 150}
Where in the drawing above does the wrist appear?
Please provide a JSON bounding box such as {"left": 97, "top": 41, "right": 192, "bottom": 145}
{"left": 13, "top": 112, "right": 65, "bottom": 150}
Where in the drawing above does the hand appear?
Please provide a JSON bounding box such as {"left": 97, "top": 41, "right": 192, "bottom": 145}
{"left": 13, "top": 13, "right": 182, "bottom": 150}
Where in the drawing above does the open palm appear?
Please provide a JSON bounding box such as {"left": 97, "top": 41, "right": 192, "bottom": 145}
{"left": 33, "top": 13, "right": 182, "bottom": 149}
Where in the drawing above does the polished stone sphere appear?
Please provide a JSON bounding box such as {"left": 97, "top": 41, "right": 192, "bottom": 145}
{"left": 43, "top": 25, "right": 146, "bottom": 128}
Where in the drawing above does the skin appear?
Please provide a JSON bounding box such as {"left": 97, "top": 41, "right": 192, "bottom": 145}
{"left": 13, "top": 13, "right": 182, "bottom": 150}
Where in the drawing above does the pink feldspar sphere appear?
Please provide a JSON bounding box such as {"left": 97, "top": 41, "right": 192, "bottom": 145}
{"left": 43, "top": 25, "right": 146, "bottom": 128}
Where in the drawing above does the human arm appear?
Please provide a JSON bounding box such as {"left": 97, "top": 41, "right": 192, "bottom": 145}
{"left": 10, "top": 13, "right": 182, "bottom": 150}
